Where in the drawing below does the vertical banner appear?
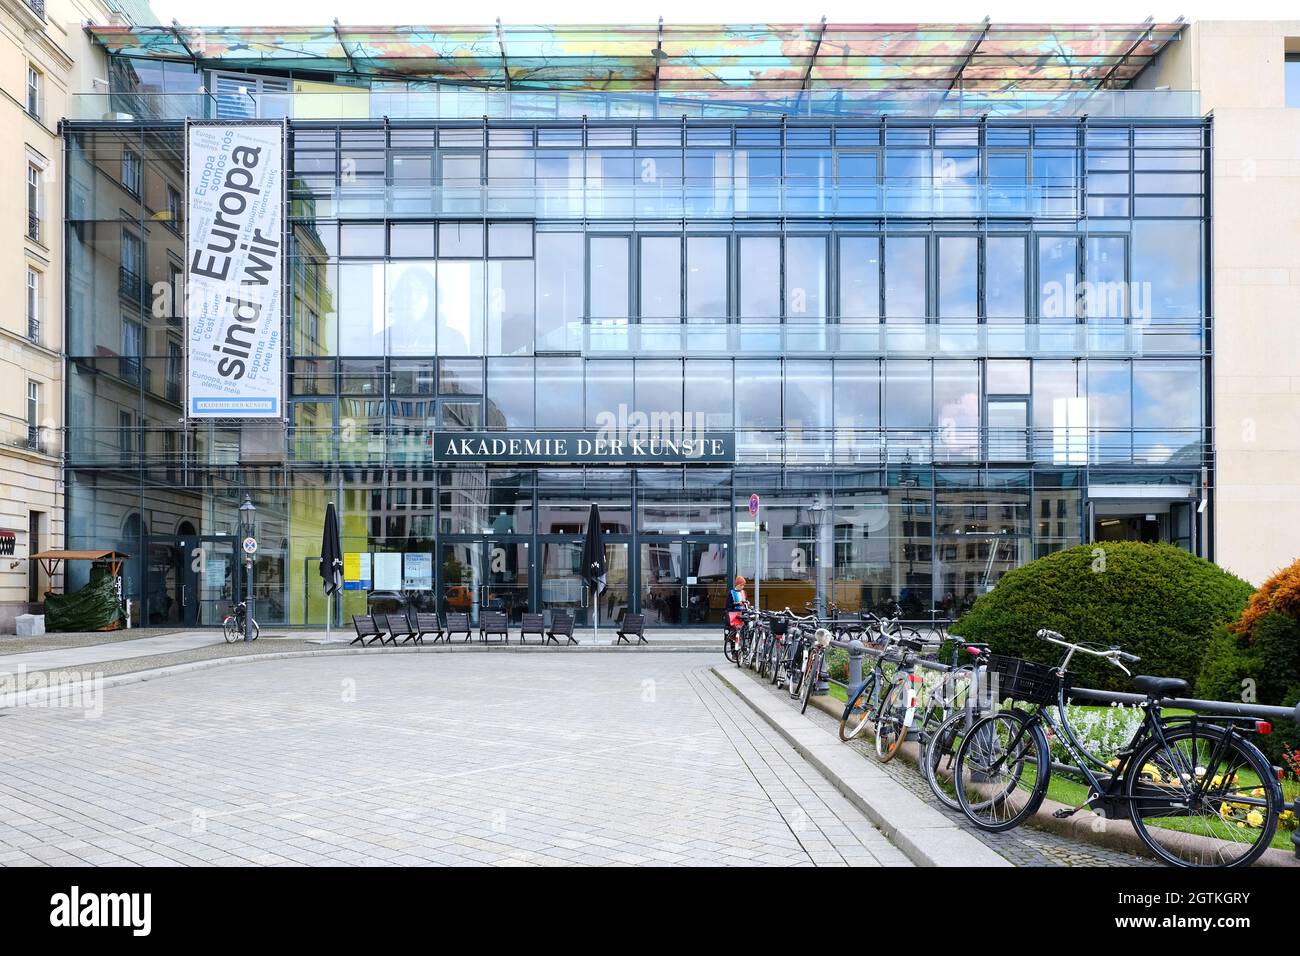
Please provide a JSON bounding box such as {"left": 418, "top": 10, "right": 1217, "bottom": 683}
{"left": 185, "top": 122, "right": 284, "bottom": 418}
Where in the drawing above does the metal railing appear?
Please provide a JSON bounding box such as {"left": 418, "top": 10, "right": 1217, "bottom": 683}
{"left": 26, "top": 316, "right": 39, "bottom": 345}
{"left": 23, "top": 0, "right": 45, "bottom": 18}
{"left": 26, "top": 213, "right": 40, "bottom": 243}
{"left": 62, "top": 423, "right": 1206, "bottom": 469}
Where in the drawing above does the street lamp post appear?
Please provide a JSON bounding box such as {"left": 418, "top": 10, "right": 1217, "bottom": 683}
{"left": 239, "top": 493, "right": 257, "bottom": 642}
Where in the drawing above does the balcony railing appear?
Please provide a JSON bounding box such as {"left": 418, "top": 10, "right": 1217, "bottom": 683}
{"left": 118, "top": 266, "right": 144, "bottom": 301}
{"left": 23, "top": 0, "right": 44, "bottom": 20}
{"left": 25, "top": 426, "right": 47, "bottom": 455}
{"left": 27, "top": 316, "right": 39, "bottom": 345}
{"left": 71, "top": 88, "right": 1203, "bottom": 123}
{"left": 26, "top": 213, "right": 40, "bottom": 243}
{"left": 474, "top": 319, "right": 1207, "bottom": 358}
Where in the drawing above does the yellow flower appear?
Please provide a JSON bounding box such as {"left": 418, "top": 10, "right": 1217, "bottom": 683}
{"left": 1246, "top": 810, "right": 1264, "bottom": 828}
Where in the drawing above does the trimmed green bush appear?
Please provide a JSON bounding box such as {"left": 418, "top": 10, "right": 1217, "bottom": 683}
{"left": 950, "top": 543, "right": 1254, "bottom": 692}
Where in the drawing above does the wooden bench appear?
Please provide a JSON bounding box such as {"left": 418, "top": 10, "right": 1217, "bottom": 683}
{"left": 546, "top": 610, "right": 578, "bottom": 646}
{"left": 519, "top": 613, "right": 545, "bottom": 644}
{"left": 351, "top": 614, "right": 383, "bottom": 646}
{"left": 444, "top": 612, "right": 472, "bottom": 642}
{"left": 414, "top": 612, "right": 444, "bottom": 644}
{"left": 615, "top": 612, "right": 647, "bottom": 645}
{"left": 480, "top": 610, "right": 509, "bottom": 643}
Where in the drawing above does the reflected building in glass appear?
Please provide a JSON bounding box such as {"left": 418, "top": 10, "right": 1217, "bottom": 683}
{"left": 62, "top": 22, "right": 1215, "bottom": 628}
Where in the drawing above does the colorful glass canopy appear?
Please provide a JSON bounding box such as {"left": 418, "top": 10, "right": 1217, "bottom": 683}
{"left": 88, "top": 22, "right": 1184, "bottom": 92}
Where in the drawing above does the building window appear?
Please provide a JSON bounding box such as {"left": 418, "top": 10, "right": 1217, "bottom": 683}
{"left": 166, "top": 185, "right": 182, "bottom": 231}
{"left": 120, "top": 228, "right": 143, "bottom": 299}
{"left": 26, "top": 381, "right": 40, "bottom": 452}
{"left": 26, "top": 163, "right": 40, "bottom": 241}
{"left": 121, "top": 317, "right": 142, "bottom": 383}
{"left": 119, "top": 410, "right": 133, "bottom": 464}
{"left": 122, "top": 149, "right": 142, "bottom": 196}
{"left": 26, "top": 65, "right": 41, "bottom": 120}
{"left": 1287, "top": 54, "right": 1300, "bottom": 108}
{"left": 26, "top": 268, "right": 40, "bottom": 343}
{"left": 166, "top": 342, "right": 182, "bottom": 403}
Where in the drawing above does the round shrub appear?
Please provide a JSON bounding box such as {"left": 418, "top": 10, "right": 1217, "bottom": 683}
{"left": 950, "top": 543, "right": 1254, "bottom": 692}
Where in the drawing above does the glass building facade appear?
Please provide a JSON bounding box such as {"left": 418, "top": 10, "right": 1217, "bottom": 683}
{"left": 63, "top": 33, "right": 1211, "bottom": 629}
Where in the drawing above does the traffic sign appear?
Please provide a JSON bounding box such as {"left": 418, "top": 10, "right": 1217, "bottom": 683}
{"left": 242, "top": 536, "right": 258, "bottom": 556}
{"left": 748, "top": 494, "right": 760, "bottom": 516}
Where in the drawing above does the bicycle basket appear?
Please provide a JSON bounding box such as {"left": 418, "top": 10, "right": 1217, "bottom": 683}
{"left": 986, "top": 655, "right": 1064, "bottom": 706}
{"left": 770, "top": 617, "right": 787, "bottom": 636}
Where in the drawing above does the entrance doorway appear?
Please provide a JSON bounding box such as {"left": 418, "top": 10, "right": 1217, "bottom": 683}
{"left": 439, "top": 538, "right": 530, "bottom": 625}
{"left": 638, "top": 538, "right": 729, "bottom": 627}
{"left": 1091, "top": 501, "right": 1194, "bottom": 551}
{"left": 144, "top": 536, "right": 238, "bottom": 627}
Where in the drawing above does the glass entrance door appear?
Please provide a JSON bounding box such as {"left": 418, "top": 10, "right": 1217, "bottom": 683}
{"left": 540, "top": 538, "right": 630, "bottom": 628}
{"left": 484, "top": 539, "right": 529, "bottom": 625}
{"left": 145, "top": 536, "right": 237, "bottom": 627}
{"left": 639, "top": 538, "right": 730, "bottom": 627}
{"left": 440, "top": 541, "right": 483, "bottom": 625}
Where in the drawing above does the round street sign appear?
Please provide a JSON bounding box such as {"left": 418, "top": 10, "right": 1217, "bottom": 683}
{"left": 242, "top": 536, "right": 258, "bottom": 555}
{"left": 748, "top": 494, "right": 760, "bottom": 517}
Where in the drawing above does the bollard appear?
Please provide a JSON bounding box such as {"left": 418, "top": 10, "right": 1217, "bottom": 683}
{"left": 847, "top": 639, "right": 864, "bottom": 690}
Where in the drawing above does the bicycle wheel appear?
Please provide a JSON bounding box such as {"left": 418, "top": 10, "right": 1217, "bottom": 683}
{"left": 251, "top": 619, "right": 260, "bottom": 641}
{"left": 798, "top": 649, "right": 820, "bottom": 714}
{"left": 874, "top": 677, "right": 912, "bottom": 762}
{"left": 222, "top": 615, "right": 239, "bottom": 644}
{"left": 722, "top": 631, "right": 739, "bottom": 664}
{"left": 1125, "top": 725, "right": 1280, "bottom": 868}
{"left": 769, "top": 640, "right": 784, "bottom": 685}
{"left": 922, "top": 710, "right": 978, "bottom": 812}
{"left": 954, "top": 711, "right": 1050, "bottom": 832}
{"left": 838, "top": 673, "right": 878, "bottom": 742}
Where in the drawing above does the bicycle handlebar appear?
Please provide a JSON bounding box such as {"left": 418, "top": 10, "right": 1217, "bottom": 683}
{"left": 1037, "top": 628, "right": 1140, "bottom": 673}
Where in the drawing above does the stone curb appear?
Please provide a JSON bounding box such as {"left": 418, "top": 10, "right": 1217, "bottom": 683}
{"left": 0, "top": 642, "right": 714, "bottom": 710}
{"left": 804, "top": 694, "right": 1300, "bottom": 869}
{"left": 711, "top": 666, "right": 1010, "bottom": 868}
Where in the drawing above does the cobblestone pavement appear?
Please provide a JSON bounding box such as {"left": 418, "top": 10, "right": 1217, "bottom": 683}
{"left": 0, "top": 653, "right": 909, "bottom": 867}
{"left": 731, "top": 666, "right": 1154, "bottom": 867}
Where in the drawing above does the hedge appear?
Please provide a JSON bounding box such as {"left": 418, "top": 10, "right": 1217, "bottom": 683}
{"left": 950, "top": 542, "right": 1254, "bottom": 692}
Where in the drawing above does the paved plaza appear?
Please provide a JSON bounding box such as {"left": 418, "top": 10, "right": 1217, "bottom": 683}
{"left": 0, "top": 653, "right": 915, "bottom": 866}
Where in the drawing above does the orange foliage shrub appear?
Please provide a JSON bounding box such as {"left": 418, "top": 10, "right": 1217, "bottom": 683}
{"left": 1232, "top": 558, "right": 1300, "bottom": 639}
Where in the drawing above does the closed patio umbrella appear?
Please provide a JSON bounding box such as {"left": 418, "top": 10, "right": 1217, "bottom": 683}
{"left": 580, "top": 503, "right": 608, "bottom": 643}
{"left": 319, "top": 501, "right": 343, "bottom": 642}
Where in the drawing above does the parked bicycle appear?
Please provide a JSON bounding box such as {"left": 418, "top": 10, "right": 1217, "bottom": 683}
{"left": 837, "top": 630, "right": 925, "bottom": 758}
{"left": 952, "top": 628, "right": 1284, "bottom": 868}
{"left": 222, "top": 601, "right": 260, "bottom": 643}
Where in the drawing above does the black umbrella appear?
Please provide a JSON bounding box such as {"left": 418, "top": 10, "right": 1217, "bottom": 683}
{"left": 318, "top": 501, "right": 343, "bottom": 641}
{"left": 580, "top": 503, "right": 608, "bottom": 640}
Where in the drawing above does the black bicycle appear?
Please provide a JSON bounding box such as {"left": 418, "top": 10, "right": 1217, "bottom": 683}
{"left": 953, "top": 629, "right": 1284, "bottom": 868}
{"left": 222, "top": 601, "right": 260, "bottom": 643}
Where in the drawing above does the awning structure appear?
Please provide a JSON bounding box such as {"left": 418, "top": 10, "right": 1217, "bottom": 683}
{"left": 87, "top": 21, "right": 1185, "bottom": 91}
{"left": 30, "top": 550, "right": 130, "bottom": 579}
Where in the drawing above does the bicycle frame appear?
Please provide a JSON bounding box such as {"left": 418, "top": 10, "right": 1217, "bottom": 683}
{"left": 996, "top": 684, "right": 1277, "bottom": 819}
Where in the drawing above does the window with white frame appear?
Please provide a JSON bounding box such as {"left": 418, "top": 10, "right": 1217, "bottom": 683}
{"left": 26, "top": 268, "right": 40, "bottom": 342}
{"left": 26, "top": 163, "right": 40, "bottom": 241}
{"left": 122, "top": 149, "right": 142, "bottom": 196}
{"left": 26, "top": 65, "right": 41, "bottom": 120}
{"left": 26, "top": 381, "right": 40, "bottom": 450}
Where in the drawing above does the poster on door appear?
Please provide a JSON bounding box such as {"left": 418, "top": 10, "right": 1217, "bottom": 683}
{"left": 185, "top": 121, "right": 284, "bottom": 418}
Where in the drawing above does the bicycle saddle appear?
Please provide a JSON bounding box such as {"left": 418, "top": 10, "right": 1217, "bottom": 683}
{"left": 1132, "top": 675, "right": 1189, "bottom": 699}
